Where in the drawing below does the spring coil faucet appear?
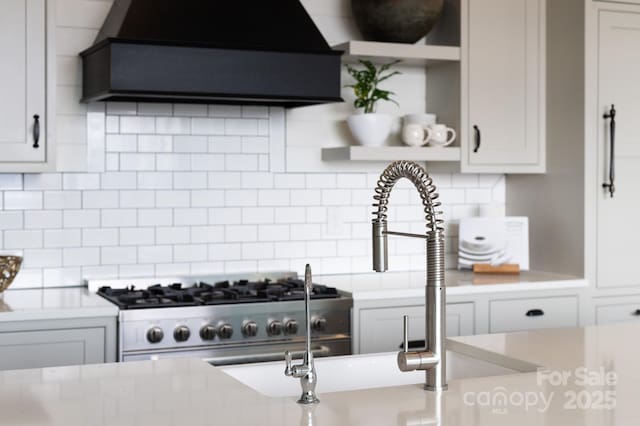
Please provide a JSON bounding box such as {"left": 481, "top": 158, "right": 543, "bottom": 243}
{"left": 372, "top": 161, "right": 447, "bottom": 391}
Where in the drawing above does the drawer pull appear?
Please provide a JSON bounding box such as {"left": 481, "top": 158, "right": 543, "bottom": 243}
{"left": 633, "top": 309, "right": 640, "bottom": 316}
{"left": 398, "top": 340, "right": 425, "bottom": 350}
{"left": 526, "top": 309, "right": 544, "bottom": 317}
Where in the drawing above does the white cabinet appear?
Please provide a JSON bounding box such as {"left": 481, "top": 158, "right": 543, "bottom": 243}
{"left": 357, "top": 303, "right": 474, "bottom": 354}
{"left": 595, "top": 8, "right": 640, "bottom": 290}
{"left": 0, "top": 317, "right": 117, "bottom": 370}
{"left": 489, "top": 296, "right": 579, "bottom": 333}
{"left": 595, "top": 298, "right": 640, "bottom": 325}
{"left": 461, "top": 0, "right": 546, "bottom": 173}
{"left": 0, "top": 0, "right": 54, "bottom": 172}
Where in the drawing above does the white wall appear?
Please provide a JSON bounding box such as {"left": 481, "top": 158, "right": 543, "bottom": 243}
{"left": 0, "top": 0, "right": 505, "bottom": 289}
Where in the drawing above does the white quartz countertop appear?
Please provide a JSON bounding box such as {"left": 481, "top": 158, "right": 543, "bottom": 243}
{"left": 317, "top": 270, "right": 587, "bottom": 300}
{"left": 0, "top": 287, "right": 118, "bottom": 322}
{"left": 1, "top": 323, "right": 638, "bottom": 425}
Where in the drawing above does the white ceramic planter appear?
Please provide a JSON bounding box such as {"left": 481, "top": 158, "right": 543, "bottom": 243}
{"left": 347, "top": 113, "right": 393, "bottom": 147}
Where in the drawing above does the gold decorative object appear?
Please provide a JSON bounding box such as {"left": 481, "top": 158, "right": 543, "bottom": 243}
{"left": 0, "top": 255, "right": 23, "bottom": 293}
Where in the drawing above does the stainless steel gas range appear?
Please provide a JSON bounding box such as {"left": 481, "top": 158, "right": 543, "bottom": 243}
{"left": 88, "top": 273, "right": 352, "bottom": 365}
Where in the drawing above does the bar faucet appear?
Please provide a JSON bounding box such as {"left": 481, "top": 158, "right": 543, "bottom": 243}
{"left": 284, "top": 264, "right": 320, "bottom": 404}
{"left": 371, "top": 161, "right": 447, "bottom": 392}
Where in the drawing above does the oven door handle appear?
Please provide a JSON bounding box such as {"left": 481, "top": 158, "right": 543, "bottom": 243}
{"left": 204, "top": 345, "right": 331, "bottom": 366}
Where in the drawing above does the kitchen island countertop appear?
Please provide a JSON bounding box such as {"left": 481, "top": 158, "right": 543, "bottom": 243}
{"left": 0, "top": 323, "right": 637, "bottom": 425}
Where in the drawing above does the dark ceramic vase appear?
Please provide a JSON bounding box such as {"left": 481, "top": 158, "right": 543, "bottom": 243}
{"left": 351, "top": 0, "right": 444, "bottom": 44}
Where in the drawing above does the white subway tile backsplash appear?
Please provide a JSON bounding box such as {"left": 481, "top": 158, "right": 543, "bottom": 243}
{"left": 5, "top": 230, "right": 42, "bottom": 249}
{"left": 174, "top": 136, "right": 208, "bottom": 153}
{"left": 138, "top": 135, "right": 173, "bottom": 152}
{"left": 258, "top": 224, "right": 291, "bottom": 242}
{"left": 156, "top": 117, "right": 191, "bottom": 135}
{"left": 208, "top": 136, "right": 242, "bottom": 153}
{"left": 120, "top": 116, "right": 156, "bottom": 134}
{"left": 0, "top": 174, "right": 23, "bottom": 190}
{"left": 138, "top": 172, "right": 173, "bottom": 189}
{"left": 190, "top": 226, "right": 224, "bottom": 244}
{"left": 8, "top": 58, "right": 504, "bottom": 289}
{"left": 82, "top": 228, "right": 119, "bottom": 247}
{"left": 120, "top": 191, "right": 155, "bottom": 208}
{"left": 25, "top": 211, "right": 63, "bottom": 229}
{"left": 0, "top": 212, "right": 24, "bottom": 230}
{"left": 101, "top": 209, "right": 137, "bottom": 227}
{"left": 138, "top": 209, "right": 172, "bottom": 227}
{"left": 174, "top": 208, "right": 208, "bottom": 226}
{"left": 64, "top": 210, "right": 100, "bottom": 228}
{"left": 209, "top": 105, "right": 241, "bottom": 118}
{"left": 63, "top": 247, "right": 99, "bottom": 267}
{"left": 173, "top": 172, "right": 207, "bottom": 189}
{"left": 83, "top": 191, "right": 119, "bottom": 209}
{"left": 157, "top": 191, "right": 191, "bottom": 208}
{"left": 5, "top": 192, "right": 43, "bottom": 210}
{"left": 101, "top": 172, "right": 137, "bottom": 189}
{"left": 120, "top": 154, "right": 155, "bottom": 171}
{"left": 174, "top": 104, "right": 207, "bottom": 117}
{"left": 192, "top": 118, "right": 225, "bottom": 135}
{"left": 138, "top": 246, "right": 173, "bottom": 264}
{"left": 24, "top": 174, "right": 62, "bottom": 190}
{"left": 106, "top": 134, "right": 137, "bottom": 152}
{"left": 173, "top": 244, "right": 208, "bottom": 262}
{"left": 101, "top": 246, "right": 137, "bottom": 265}
{"left": 138, "top": 103, "right": 172, "bottom": 116}
{"left": 156, "top": 227, "right": 190, "bottom": 244}
{"left": 225, "top": 119, "right": 258, "bottom": 136}
{"left": 118, "top": 228, "right": 155, "bottom": 246}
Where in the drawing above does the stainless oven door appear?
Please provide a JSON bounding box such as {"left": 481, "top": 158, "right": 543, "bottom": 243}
{"left": 122, "top": 337, "right": 351, "bottom": 365}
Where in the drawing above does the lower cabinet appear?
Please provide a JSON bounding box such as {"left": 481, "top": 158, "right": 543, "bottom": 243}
{"left": 594, "top": 296, "right": 640, "bottom": 325}
{"left": 489, "top": 296, "right": 579, "bottom": 333}
{"left": 0, "top": 316, "right": 117, "bottom": 370}
{"left": 357, "top": 303, "right": 474, "bottom": 354}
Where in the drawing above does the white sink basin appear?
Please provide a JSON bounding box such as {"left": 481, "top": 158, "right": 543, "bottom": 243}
{"left": 220, "top": 350, "right": 520, "bottom": 397}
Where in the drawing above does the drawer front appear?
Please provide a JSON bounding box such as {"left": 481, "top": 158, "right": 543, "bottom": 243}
{"left": 358, "top": 303, "right": 474, "bottom": 354}
{"left": 490, "top": 297, "right": 578, "bottom": 333}
{"left": 596, "top": 303, "right": 640, "bottom": 325}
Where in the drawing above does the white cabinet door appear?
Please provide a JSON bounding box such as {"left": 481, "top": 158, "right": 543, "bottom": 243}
{"left": 596, "top": 9, "right": 640, "bottom": 289}
{"left": 462, "top": 0, "right": 545, "bottom": 173}
{"left": 0, "top": 0, "right": 47, "bottom": 165}
{"left": 358, "top": 303, "right": 474, "bottom": 354}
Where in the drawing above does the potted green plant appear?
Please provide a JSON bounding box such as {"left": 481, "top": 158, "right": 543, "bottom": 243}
{"left": 345, "top": 59, "right": 401, "bottom": 146}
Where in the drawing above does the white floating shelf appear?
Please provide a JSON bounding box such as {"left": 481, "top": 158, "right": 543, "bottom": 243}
{"left": 321, "top": 146, "right": 461, "bottom": 162}
{"left": 333, "top": 40, "right": 461, "bottom": 66}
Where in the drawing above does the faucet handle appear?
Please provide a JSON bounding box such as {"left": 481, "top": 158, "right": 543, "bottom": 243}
{"left": 284, "top": 350, "right": 293, "bottom": 376}
{"left": 402, "top": 315, "right": 409, "bottom": 353}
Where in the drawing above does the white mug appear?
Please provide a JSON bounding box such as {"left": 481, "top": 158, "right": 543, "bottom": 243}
{"left": 402, "top": 123, "right": 432, "bottom": 147}
{"left": 428, "top": 124, "right": 456, "bottom": 147}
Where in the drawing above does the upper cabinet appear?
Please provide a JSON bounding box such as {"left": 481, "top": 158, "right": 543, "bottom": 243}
{"left": 0, "top": 0, "right": 54, "bottom": 172}
{"left": 461, "top": 0, "right": 546, "bottom": 173}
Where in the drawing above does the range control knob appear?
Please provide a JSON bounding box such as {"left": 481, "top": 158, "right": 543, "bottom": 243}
{"left": 311, "top": 316, "right": 327, "bottom": 332}
{"left": 267, "top": 320, "right": 283, "bottom": 336}
{"left": 218, "top": 323, "right": 234, "bottom": 339}
{"left": 284, "top": 319, "right": 299, "bottom": 335}
{"left": 173, "top": 325, "right": 191, "bottom": 342}
{"left": 199, "top": 324, "right": 217, "bottom": 341}
{"left": 242, "top": 321, "right": 258, "bottom": 337}
{"left": 147, "top": 326, "right": 164, "bottom": 344}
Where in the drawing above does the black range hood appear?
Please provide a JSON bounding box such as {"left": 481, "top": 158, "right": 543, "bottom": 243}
{"left": 80, "top": 0, "right": 343, "bottom": 107}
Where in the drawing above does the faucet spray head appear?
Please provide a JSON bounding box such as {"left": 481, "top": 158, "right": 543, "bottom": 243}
{"left": 305, "top": 264, "right": 312, "bottom": 292}
{"left": 372, "top": 221, "right": 388, "bottom": 272}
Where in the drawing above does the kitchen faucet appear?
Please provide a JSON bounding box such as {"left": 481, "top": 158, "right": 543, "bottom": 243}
{"left": 284, "top": 264, "right": 320, "bottom": 404}
{"left": 372, "top": 161, "right": 447, "bottom": 392}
